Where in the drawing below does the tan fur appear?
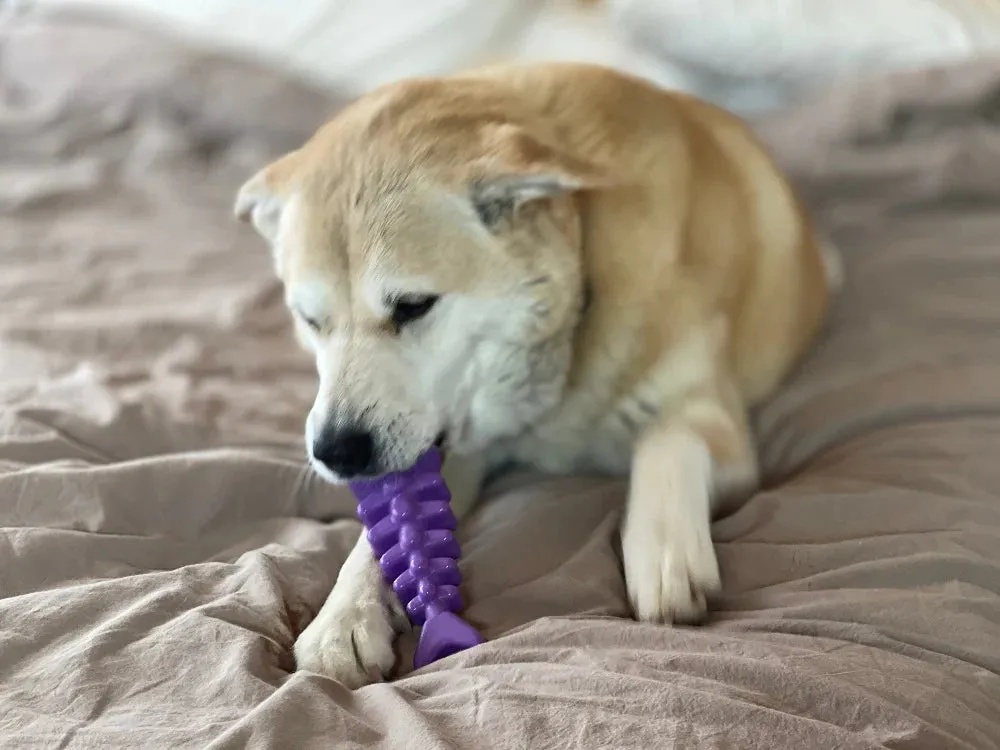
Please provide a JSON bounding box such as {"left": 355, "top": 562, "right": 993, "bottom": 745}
{"left": 236, "top": 63, "right": 832, "bottom": 686}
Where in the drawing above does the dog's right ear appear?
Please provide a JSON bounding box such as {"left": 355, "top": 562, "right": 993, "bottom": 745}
{"left": 234, "top": 151, "right": 300, "bottom": 244}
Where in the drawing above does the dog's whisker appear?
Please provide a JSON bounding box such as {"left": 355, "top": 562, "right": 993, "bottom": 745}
{"left": 289, "top": 460, "right": 313, "bottom": 514}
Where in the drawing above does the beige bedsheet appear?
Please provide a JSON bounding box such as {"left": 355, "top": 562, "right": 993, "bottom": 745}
{"left": 1, "top": 10, "right": 999, "bottom": 749}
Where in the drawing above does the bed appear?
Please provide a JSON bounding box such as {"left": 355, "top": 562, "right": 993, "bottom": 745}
{"left": 1, "top": 10, "right": 999, "bottom": 749}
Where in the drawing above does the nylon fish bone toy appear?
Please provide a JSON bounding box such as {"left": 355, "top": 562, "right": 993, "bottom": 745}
{"left": 350, "top": 448, "right": 482, "bottom": 668}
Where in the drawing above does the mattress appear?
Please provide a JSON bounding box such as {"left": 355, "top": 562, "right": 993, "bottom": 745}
{"left": 1, "top": 10, "right": 999, "bottom": 750}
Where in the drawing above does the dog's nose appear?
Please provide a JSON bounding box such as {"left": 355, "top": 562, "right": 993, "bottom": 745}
{"left": 311, "top": 428, "right": 374, "bottom": 479}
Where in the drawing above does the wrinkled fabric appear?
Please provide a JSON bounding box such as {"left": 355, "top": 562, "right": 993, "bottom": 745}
{"left": 0, "top": 11, "right": 998, "bottom": 750}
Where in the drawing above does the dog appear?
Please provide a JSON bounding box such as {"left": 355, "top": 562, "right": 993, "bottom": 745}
{"left": 235, "top": 62, "right": 835, "bottom": 688}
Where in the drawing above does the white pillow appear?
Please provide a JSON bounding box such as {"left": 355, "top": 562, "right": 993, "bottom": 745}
{"left": 36, "top": 0, "right": 540, "bottom": 95}
{"left": 607, "top": 0, "right": 1000, "bottom": 112}
{"left": 509, "top": 0, "right": 703, "bottom": 94}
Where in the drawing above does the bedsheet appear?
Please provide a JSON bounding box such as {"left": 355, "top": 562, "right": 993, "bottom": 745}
{"left": 1, "top": 10, "right": 999, "bottom": 749}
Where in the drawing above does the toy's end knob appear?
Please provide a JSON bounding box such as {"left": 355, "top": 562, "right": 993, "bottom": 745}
{"left": 413, "top": 612, "right": 482, "bottom": 669}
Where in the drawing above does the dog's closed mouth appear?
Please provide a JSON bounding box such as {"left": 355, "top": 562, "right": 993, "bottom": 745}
{"left": 433, "top": 431, "right": 448, "bottom": 458}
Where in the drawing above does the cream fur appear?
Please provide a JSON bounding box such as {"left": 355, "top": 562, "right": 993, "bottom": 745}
{"left": 236, "top": 62, "right": 833, "bottom": 688}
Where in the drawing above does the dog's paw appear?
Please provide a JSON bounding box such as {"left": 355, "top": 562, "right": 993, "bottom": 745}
{"left": 294, "top": 584, "right": 404, "bottom": 688}
{"left": 622, "top": 515, "right": 721, "bottom": 624}
{"left": 621, "top": 437, "right": 721, "bottom": 624}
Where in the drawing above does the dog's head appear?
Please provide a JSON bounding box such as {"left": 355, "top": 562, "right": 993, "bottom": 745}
{"left": 235, "top": 77, "right": 608, "bottom": 481}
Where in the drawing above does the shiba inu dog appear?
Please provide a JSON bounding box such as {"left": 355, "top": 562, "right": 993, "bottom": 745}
{"left": 235, "top": 63, "right": 835, "bottom": 688}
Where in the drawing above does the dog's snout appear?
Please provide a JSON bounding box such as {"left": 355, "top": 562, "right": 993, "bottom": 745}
{"left": 312, "top": 428, "right": 374, "bottom": 479}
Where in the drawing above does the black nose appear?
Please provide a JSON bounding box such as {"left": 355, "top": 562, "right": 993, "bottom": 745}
{"left": 312, "top": 429, "right": 374, "bottom": 479}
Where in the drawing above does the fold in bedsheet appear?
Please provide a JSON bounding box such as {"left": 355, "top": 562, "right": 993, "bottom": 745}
{"left": 0, "top": 9, "right": 998, "bottom": 750}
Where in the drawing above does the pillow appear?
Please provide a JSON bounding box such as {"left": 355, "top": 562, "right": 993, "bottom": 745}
{"left": 508, "top": 0, "right": 705, "bottom": 94}
{"left": 607, "top": 0, "right": 1000, "bottom": 112}
{"left": 35, "top": 0, "right": 540, "bottom": 96}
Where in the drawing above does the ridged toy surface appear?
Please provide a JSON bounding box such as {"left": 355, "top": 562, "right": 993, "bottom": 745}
{"left": 350, "top": 448, "right": 482, "bottom": 668}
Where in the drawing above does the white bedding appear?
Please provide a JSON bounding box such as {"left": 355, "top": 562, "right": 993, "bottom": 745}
{"left": 35, "top": 0, "right": 1000, "bottom": 115}
{"left": 608, "top": 0, "right": 1000, "bottom": 112}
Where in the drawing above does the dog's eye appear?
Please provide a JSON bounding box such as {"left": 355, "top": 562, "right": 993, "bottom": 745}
{"left": 297, "top": 311, "right": 322, "bottom": 332}
{"left": 391, "top": 295, "right": 439, "bottom": 329}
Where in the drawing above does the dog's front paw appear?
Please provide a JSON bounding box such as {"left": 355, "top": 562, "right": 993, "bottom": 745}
{"left": 622, "top": 520, "right": 720, "bottom": 624}
{"left": 621, "top": 478, "right": 721, "bottom": 625}
{"left": 294, "top": 600, "right": 396, "bottom": 688}
{"left": 294, "top": 576, "right": 406, "bottom": 688}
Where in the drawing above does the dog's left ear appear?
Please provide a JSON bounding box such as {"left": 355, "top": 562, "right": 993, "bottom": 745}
{"left": 470, "top": 124, "right": 616, "bottom": 228}
{"left": 234, "top": 150, "right": 301, "bottom": 243}
{"left": 468, "top": 174, "right": 582, "bottom": 227}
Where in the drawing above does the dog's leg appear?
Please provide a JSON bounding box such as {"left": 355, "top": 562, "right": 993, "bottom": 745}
{"left": 294, "top": 529, "right": 408, "bottom": 687}
{"left": 294, "top": 453, "right": 486, "bottom": 686}
{"left": 621, "top": 379, "right": 757, "bottom": 624}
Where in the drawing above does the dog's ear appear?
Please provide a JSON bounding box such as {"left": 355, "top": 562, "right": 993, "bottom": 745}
{"left": 234, "top": 151, "right": 301, "bottom": 243}
{"left": 468, "top": 174, "right": 577, "bottom": 227}
{"left": 470, "top": 124, "right": 615, "bottom": 229}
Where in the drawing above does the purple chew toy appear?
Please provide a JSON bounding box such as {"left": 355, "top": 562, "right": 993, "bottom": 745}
{"left": 350, "top": 448, "right": 482, "bottom": 669}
